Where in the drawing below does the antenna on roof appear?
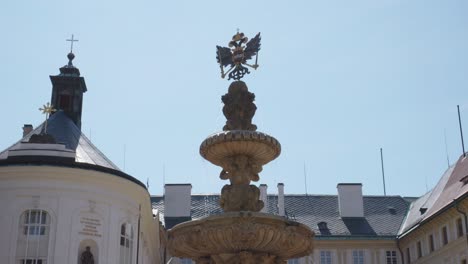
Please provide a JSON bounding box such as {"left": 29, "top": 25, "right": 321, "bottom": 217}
{"left": 444, "top": 129, "right": 450, "bottom": 168}
{"left": 425, "top": 174, "right": 428, "bottom": 193}
{"left": 380, "top": 148, "right": 387, "bottom": 196}
{"left": 457, "top": 105, "right": 466, "bottom": 157}
{"left": 163, "top": 163, "right": 166, "bottom": 185}
{"left": 123, "top": 144, "right": 126, "bottom": 171}
{"left": 303, "top": 162, "right": 308, "bottom": 196}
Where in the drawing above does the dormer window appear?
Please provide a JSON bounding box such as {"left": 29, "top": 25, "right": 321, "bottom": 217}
{"left": 317, "top": 221, "right": 331, "bottom": 235}
{"left": 460, "top": 175, "right": 468, "bottom": 185}
{"left": 419, "top": 207, "right": 427, "bottom": 215}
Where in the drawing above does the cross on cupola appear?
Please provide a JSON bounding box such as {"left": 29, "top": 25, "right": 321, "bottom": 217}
{"left": 66, "top": 34, "right": 79, "bottom": 53}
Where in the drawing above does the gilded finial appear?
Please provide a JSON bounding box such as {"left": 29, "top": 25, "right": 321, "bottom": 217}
{"left": 39, "top": 102, "right": 56, "bottom": 134}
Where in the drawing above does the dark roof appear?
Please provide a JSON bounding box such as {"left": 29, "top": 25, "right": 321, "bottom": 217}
{"left": 151, "top": 194, "right": 409, "bottom": 238}
{"left": 0, "top": 111, "right": 147, "bottom": 189}
{"left": 0, "top": 111, "right": 118, "bottom": 169}
{"left": 399, "top": 155, "right": 468, "bottom": 237}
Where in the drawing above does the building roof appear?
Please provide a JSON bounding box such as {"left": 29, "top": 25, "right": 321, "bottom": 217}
{"left": 399, "top": 155, "right": 468, "bottom": 237}
{"left": 0, "top": 111, "right": 147, "bottom": 189}
{"left": 0, "top": 111, "right": 118, "bottom": 169}
{"left": 151, "top": 194, "right": 410, "bottom": 238}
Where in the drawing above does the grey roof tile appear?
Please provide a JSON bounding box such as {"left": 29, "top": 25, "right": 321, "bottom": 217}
{"left": 151, "top": 194, "right": 409, "bottom": 238}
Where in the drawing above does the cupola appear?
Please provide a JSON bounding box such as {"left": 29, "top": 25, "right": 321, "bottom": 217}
{"left": 49, "top": 49, "right": 87, "bottom": 129}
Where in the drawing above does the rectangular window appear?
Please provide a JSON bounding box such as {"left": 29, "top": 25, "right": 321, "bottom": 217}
{"left": 417, "top": 241, "right": 422, "bottom": 258}
{"left": 23, "top": 210, "right": 47, "bottom": 236}
{"left": 21, "top": 260, "right": 43, "bottom": 264}
{"left": 385, "top": 251, "right": 397, "bottom": 264}
{"left": 353, "top": 250, "right": 364, "bottom": 264}
{"left": 320, "top": 251, "right": 332, "bottom": 264}
{"left": 59, "top": 94, "right": 72, "bottom": 111}
{"left": 288, "top": 259, "right": 300, "bottom": 264}
{"left": 457, "top": 218, "right": 464, "bottom": 238}
{"left": 180, "top": 259, "right": 192, "bottom": 264}
{"left": 428, "top": 234, "right": 435, "bottom": 252}
{"left": 442, "top": 226, "right": 448, "bottom": 245}
{"left": 406, "top": 247, "right": 411, "bottom": 263}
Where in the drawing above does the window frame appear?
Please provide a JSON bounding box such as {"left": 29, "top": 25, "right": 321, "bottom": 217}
{"left": 119, "top": 223, "right": 134, "bottom": 264}
{"left": 406, "top": 247, "right": 411, "bottom": 264}
{"left": 385, "top": 250, "right": 397, "bottom": 264}
{"left": 457, "top": 217, "right": 464, "bottom": 238}
{"left": 441, "top": 225, "right": 449, "bottom": 245}
{"left": 416, "top": 241, "right": 422, "bottom": 258}
{"left": 16, "top": 209, "right": 51, "bottom": 264}
{"left": 320, "top": 250, "right": 332, "bottom": 264}
{"left": 352, "top": 250, "right": 364, "bottom": 264}
{"left": 428, "top": 234, "right": 435, "bottom": 253}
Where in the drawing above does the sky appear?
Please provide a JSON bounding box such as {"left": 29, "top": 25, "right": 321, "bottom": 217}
{"left": 1, "top": 0, "right": 468, "bottom": 197}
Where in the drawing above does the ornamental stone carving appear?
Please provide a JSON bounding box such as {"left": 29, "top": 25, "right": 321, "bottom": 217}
{"left": 222, "top": 81, "right": 257, "bottom": 131}
{"left": 167, "top": 212, "right": 314, "bottom": 263}
{"left": 220, "top": 184, "right": 263, "bottom": 212}
{"left": 200, "top": 130, "right": 280, "bottom": 212}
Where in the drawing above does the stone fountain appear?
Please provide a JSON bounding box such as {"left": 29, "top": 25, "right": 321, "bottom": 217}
{"left": 167, "top": 32, "right": 314, "bottom": 264}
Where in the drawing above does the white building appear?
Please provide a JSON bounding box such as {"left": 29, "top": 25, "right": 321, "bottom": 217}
{"left": 0, "top": 52, "right": 163, "bottom": 264}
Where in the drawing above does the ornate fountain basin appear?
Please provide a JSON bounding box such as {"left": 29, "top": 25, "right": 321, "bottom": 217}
{"left": 167, "top": 211, "right": 314, "bottom": 262}
{"left": 200, "top": 130, "right": 281, "bottom": 166}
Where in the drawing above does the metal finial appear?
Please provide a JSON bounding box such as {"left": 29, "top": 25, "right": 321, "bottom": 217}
{"left": 66, "top": 34, "right": 79, "bottom": 53}
{"left": 39, "top": 102, "right": 56, "bottom": 134}
{"left": 216, "top": 31, "right": 261, "bottom": 81}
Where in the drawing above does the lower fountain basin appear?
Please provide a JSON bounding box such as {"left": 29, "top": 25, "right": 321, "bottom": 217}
{"left": 167, "top": 211, "right": 314, "bottom": 261}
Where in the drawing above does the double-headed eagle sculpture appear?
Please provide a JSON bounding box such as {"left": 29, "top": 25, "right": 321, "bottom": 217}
{"left": 216, "top": 31, "right": 261, "bottom": 80}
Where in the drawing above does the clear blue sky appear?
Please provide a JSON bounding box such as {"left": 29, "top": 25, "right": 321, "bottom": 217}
{"left": 1, "top": 0, "right": 468, "bottom": 197}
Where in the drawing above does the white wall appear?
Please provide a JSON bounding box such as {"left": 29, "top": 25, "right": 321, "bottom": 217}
{"left": 0, "top": 165, "right": 161, "bottom": 264}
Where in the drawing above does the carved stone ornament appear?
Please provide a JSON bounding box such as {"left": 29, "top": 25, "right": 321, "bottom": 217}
{"left": 167, "top": 212, "right": 314, "bottom": 264}
{"left": 222, "top": 81, "right": 257, "bottom": 131}
{"left": 200, "top": 130, "right": 280, "bottom": 212}
{"left": 220, "top": 184, "right": 263, "bottom": 212}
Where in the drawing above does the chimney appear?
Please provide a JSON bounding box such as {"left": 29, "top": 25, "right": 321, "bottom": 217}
{"left": 259, "top": 184, "right": 268, "bottom": 213}
{"left": 22, "top": 124, "right": 33, "bottom": 137}
{"left": 164, "top": 184, "right": 192, "bottom": 218}
{"left": 277, "top": 183, "right": 285, "bottom": 216}
{"left": 337, "top": 183, "right": 364, "bottom": 218}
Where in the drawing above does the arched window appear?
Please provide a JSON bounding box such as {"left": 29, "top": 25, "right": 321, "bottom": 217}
{"left": 16, "top": 210, "right": 50, "bottom": 264}
{"left": 119, "top": 223, "right": 133, "bottom": 264}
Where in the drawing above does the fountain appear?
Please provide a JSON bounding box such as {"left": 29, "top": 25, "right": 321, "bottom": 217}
{"left": 167, "top": 32, "right": 314, "bottom": 264}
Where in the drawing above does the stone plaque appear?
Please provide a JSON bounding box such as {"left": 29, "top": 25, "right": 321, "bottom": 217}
{"left": 79, "top": 217, "right": 102, "bottom": 238}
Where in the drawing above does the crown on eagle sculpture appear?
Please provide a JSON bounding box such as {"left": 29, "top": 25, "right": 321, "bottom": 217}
{"left": 216, "top": 31, "right": 261, "bottom": 80}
